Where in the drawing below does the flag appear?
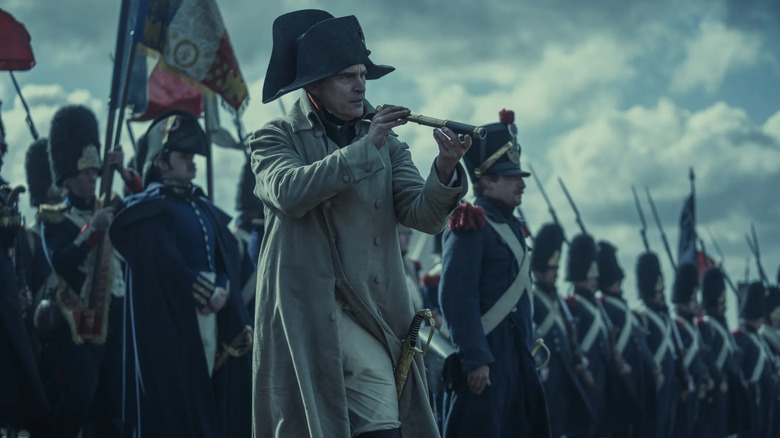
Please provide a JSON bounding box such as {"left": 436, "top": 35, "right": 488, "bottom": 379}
{"left": 129, "top": 55, "right": 204, "bottom": 121}
{"left": 133, "top": 0, "right": 248, "bottom": 113}
{"left": 696, "top": 250, "right": 715, "bottom": 280}
{"left": 677, "top": 193, "right": 697, "bottom": 267}
{"left": 0, "top": 8, "right": 35, "bottom": 71}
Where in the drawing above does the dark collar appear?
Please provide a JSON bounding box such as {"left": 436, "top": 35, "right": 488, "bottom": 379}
{"left": 66, "top": 193, "right": 95, "bottom": 211}
{"left": 475, "top": 196, "right": 515, "bottom": 222}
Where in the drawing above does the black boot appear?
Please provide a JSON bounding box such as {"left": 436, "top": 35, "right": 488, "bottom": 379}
{"left": 357, "top": 427, "right": 402, "bottom": 437}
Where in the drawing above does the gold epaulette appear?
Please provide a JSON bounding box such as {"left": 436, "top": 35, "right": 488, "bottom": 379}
{"left": 38, "top": 204, "right": 68, "bottom": 224}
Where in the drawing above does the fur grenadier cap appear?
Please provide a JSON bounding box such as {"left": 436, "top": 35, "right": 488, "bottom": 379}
{"left": 596, "top": 241, "right": 624, "bottom": 292}
{"left": 448, "top": 202, "right": 486, "bottom": 231}
{"left": 636, "top": 252, "right": 663, "bottom": 300}
{"left": 236, "top": 155, "right": 263, "bottom": 214}
{"left": 672, "top": 262, "right": 699, "bottom": 304}
{"left": 463, "top": 109, "right": 530, "bottom": 180}
{"left": 139, "top": 109, "right": 207, "bottom": 187}
{"left": 262, "top": 10, "right": 394, "bottom": 103}
{"left": 25, "top": 138, "right": 54, "bottom": 207}
{"left": 766, "top": 286, "right": 780, "bottom": 324}
{"left": 532, "top": 223, "right": 564, "bottom": 272}
{"left": 741, "top": 281, "right": 766, "bottom": 320}
{"left": 48, "top": 105, "right": 102, "bottom": 187}
{"left": 566, "top": 234, "right": 598, "bottom": 282}
{"left": 701, "top": 267, "right": 725, "bottom": 309}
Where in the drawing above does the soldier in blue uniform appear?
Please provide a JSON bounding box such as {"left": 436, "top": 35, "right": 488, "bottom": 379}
{"left": 694, "top": 266, "right": 751, "bottom": 437}
{"left": 439, "top": 110, "right": 551, "bottom": 438}
{"left": 596, "top": 241, "right": 658, "bottom": 437}
{"left": 669, "top": 262, "right": 711, "bottom": 438}
{"left": 532, "top": 223, "right": 595, "bottom": 437}
{"left": 760, "top": 284, "right": 780, "bottom": 437}
{"left": 633, "top": 252, "right": 679, "bottom": 438}
{"left": 39, "top": 105, "right": 139, "bottom": 437}
{"left": 733, "top": 282, "right": 776, "bottom": 438}
{"left": 110, "top": 110, "right": 252, "bottom": 437}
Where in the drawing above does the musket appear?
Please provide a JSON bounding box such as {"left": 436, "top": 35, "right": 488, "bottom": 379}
{"left": 644, "top": 187, "right": 677, "bottom": 271}
{"left": 395, "top": 309, "right": 436, "bottom": 400}
{"left": 632, "top": 185, "right": 650, "bottom": 252}
{"left": 558, "top": 177, "right": 587, "bottom": 235}
{"left": 747, "top": 224, "right": 769, "bottom": 284}
{"left": 528, "top": 164, "right": 568, "bottom": 245}
{"left": 701, "top": 235, "right": 738, "bottom": 294}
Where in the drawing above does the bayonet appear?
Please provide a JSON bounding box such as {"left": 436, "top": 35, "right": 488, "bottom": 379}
{"left": 558, "top": 177, "right": 587, "bottom": 235}
{"left": 750, "top": 224, "right": 769, "bottom": 283}
{"left": 632, "top": 185, "right": 650, "bottom": 251}
{"left": 644, "top": 187, "right": 677, "bottom": 271}
{"left": 528, "top": 164, "right": 568, "bottom": 244}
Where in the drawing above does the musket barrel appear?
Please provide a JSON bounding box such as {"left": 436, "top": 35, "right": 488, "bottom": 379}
{"left": 405, "top": 114, "right": 487, "bottom": 139}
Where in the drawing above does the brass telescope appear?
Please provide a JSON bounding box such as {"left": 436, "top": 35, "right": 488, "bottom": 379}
{"left": 374, "top": 106, "right": 487, "bottom": 139}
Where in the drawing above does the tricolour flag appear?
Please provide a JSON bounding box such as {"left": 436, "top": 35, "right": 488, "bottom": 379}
{"left": 129, "top": 54, "right": 204, "bottom": 121}
{"left": 133, "top": 0, "right": 248, "bottom": 113}
{"left": 0, "top": 8, "right": 35, "bottom": 71}
{"left": 677, "top": 193, "right": 697, "bottom": 267}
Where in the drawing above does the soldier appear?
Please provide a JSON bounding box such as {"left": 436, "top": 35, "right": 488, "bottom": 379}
{"left": 252, "top": 10, "right": 468, "bottom": 437}
{"left": 39, "top": 105, "right": 139, "bottom": 437}
{"left": 0, "top": 109, "right": 49, "bottom": 435}
{"left": 670, "top": 262, "right": 711, "bottom": 438}
{"left": 633, "top": 252, "right": 679, "bottom": 438}
{"left": 695, "top": 267, "right": 751, "bottom": 437}
{"left": 759, "top": 285, "right": 780, "bottom": 436}
{"left": 732, "top": 282, "right": 776, "bottom": 438}
{"left": 532, "top": 223, "right": 594, "bottom": 437}
{"left": 109, "top": 110, "right": 253, "bottom": 437}
{"left": 596, "top": 241, "right": 658, "bottom": 437}
{"left": 439, "top": 110, "right": 550, "bottom": 437}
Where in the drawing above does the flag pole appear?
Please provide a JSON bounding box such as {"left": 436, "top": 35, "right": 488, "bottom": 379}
{"left": 203, "top": 93, "right": 218, "bottom": 201}
{"left": 112, "top": 42, "right": 137, "bottom": 150}
{"left": 9, "top": 72, "right": 39, "bottom": 140}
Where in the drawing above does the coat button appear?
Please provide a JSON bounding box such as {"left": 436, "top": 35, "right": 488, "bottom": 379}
{"left": 374, "top": 199, "right": 382, "bottom": 209}
{"left": 512, "top": 307, "right": 517, "bottom": 313}
{"left": 364, "top": 164, "right": 372, "bottom": 172}
{"left": 342, "top": 174, "right": 350, "bottom": 182}
{"left": 314, "top": 131, "right": 322, "bottom": 138}
{"left": 374, "top": 275, "right": 383, "bottom": 284}
{"left": 374, "top": 237, "right": 381, "bottom": 246}
{"left": 330, "top": 312, "right": 337, "bottom": 322}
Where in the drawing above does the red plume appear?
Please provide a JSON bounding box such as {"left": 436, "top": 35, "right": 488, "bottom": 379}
{"left": 499, "top": 109, "right": 515, "bottom": 125}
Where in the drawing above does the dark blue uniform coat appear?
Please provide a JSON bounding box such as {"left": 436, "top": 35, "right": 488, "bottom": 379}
{"left": 110, "top": 183, "right": 252, "bottom": 438}
{"left": 672, "top": 310, "right": 710, "bottom": 438}
{"left": 733, "top": 324, "right": 776, "bottom": 438}
{"left": 439, "top": 197, "right": 550, "bottom": 438}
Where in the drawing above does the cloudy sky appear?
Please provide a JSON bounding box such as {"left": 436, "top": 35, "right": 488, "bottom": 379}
{"left": 2, "top": 0, "right": 778, "bottom": 323}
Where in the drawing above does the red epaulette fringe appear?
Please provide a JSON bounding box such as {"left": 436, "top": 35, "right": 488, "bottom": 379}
{"left": 448, "top": 202, "right": 486, "bottom": 231}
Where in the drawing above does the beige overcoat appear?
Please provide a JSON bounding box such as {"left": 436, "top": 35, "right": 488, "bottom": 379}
{"left": 250, "top": 95, "right": 466, "bottom": 438}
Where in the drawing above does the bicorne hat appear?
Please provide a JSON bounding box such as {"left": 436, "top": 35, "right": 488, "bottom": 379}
{"left": 48, "top": 105, "right": 102, "bottom": 187}
{"left": 531, "top": 223, "right": 564, "bottom": 272}
{"left": 597, "top": 241, "right": 624, "bottom": 292}
{"left": 463, "top": 109, "right": 530, "bottom": 180}
{"left": 262, "top": 10, "right": 394, "bottom": 103}
{"left": 566, "top": 233, "right": 598, "bottom": 282}
{"left": 139, "top": 109, "right": 207, "bottom": 187}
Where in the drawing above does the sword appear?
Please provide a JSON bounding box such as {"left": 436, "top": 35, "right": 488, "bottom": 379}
{"left": 395, "top": 309, "right": 436, "bottom": 400}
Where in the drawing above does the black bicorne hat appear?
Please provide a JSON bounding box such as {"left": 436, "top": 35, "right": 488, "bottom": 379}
{"left": 672, "top": 262, "right": 699, "bottom": 304}
{"left": 566, "top": 233, "right": 597, "bottom": 282}
{"left": 262, "top": 11, "right": 394, "bottom": 103}
{"left": 463, "top": 109, "right": 530, "bottom": 180}
{"left": 25, "top": 138, "right": 53, "bottom": 207}
{"left": 532, "top": 223, "right": 564, "bottom": 272}
{"left": 701, "top": 266, "right": 725, "bottom": 309}
{"left": 636, "top": 252, "right": 663, "bottom": 300}
{"left": 741, "top": 281, "right": 766, "bottom": 320}
{"left": 48, "top": 105, "right": 102, "bottom": 187}
{"left": 140, "top": 109, "right": 207, "bottom": 187}
{"left": 597, "top": 241, "right": 624, "bottom": 292}
{"left": 235, "top": 155, "right": 263, "bottom": 213}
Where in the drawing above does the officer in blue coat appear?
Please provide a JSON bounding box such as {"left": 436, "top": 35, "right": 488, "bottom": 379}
{"left": 439, "top": 109, "right": 550, "bottom": 438}
{"left": 532, "top": 223, "right": 595, "bottom": 437}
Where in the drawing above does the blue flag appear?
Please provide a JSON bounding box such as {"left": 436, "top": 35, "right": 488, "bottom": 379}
{"left": 677, "top": 193, "right": 697, "bottom": 267}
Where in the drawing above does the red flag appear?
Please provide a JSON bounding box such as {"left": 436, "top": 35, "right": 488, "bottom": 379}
{"left": 0, "top": 9, "right": 35, "bottom": 71}
{"left": 131, "top": 61, "right": 203, "bottom": 122}
{"left": 696, "top": 250, "right": 715, "bottom": 281}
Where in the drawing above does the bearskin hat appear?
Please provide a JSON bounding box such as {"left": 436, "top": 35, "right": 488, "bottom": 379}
{"left": 701, "top": 267, "right": 725, "bottom": 309}
{"left": 566, "top": 233, "right": 597, "bottom": 282}
{"left": 741, "top": 281, "right": 766, "bottom": 320}
{"left": 636, "top": 252, "right": 663, "bottom": 300}
{"left": 25, "top": 138, "right": 54, "bottom": 207}
{"left": 532, "top": 223, "right": 565, "bottom": 272}
{"left": 48, "top": 105, "right": 102, "bottom": 187}
{"left": 139, "top": 109, "right": 207, "bottom": 187}
{"left": 672, "top": 262, "right": 699, "bottom": 304}
{"left": 597, "top": 241, "right": 624, "bottom": 292}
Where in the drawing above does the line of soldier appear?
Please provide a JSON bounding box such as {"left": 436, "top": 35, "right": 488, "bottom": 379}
{"left": 0, "top": 104, "right": 263, "bottom": 437}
